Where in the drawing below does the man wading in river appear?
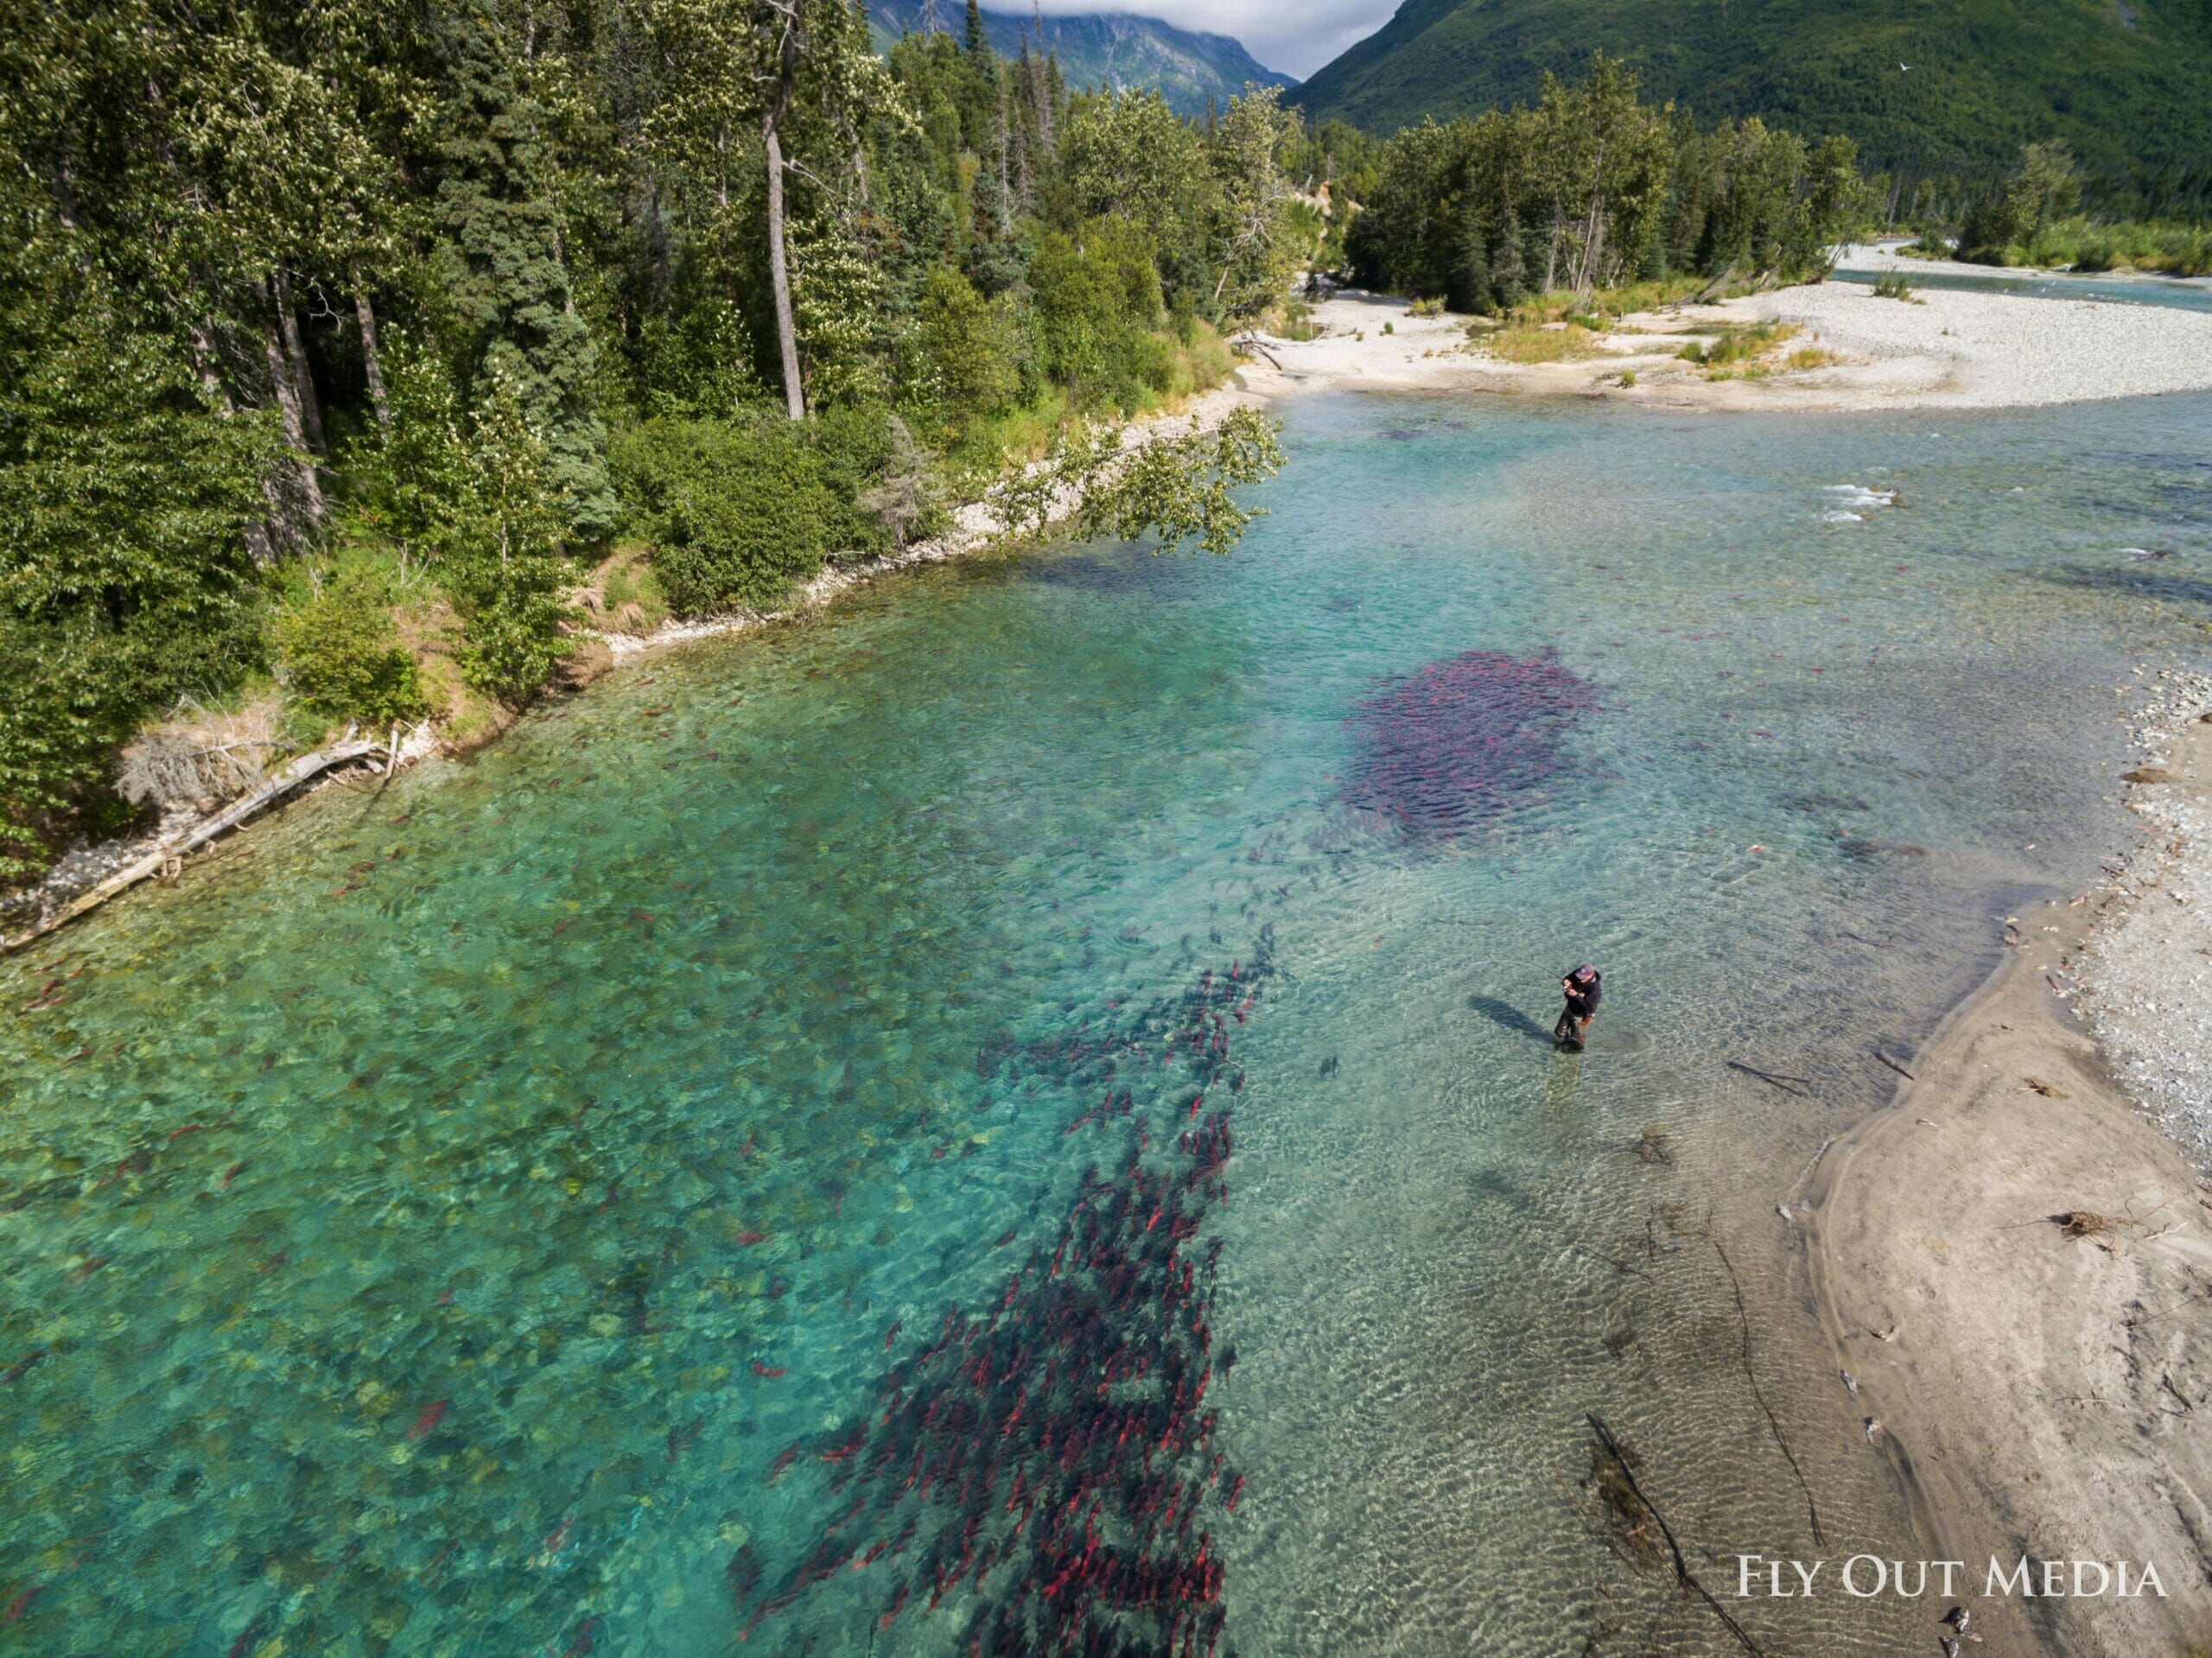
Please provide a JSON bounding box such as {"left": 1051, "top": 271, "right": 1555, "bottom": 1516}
{"left": 1554, "top": 964, "right": 1602, "bottom": 1050}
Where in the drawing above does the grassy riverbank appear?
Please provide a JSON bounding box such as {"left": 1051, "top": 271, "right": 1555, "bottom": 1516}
{"left": 1892, "top": 141, "right": 2212, "bottom": 276}
{"left": 1962, "top": 218, "right": 2212, "bottom": 277}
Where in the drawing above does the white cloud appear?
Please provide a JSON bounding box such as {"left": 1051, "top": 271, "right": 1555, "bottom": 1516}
{"left": 1026, "top": 0, "right": 1398, "bottom": 79}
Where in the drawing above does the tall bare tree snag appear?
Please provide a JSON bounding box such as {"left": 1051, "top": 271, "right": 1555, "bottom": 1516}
{"left": 994, "top": 82, "right": 1014, "bottom": 238}
{"left": 762, "top": 118, "right": 804, "bottom": 418}
{"left": 271, "top": 270, "right": 326, "bottom": 455}
{"left": 1024, "top": 2, "right": 1054, "bottom": 158}
{"left": 639, "top": 0, "right": 906, "bottom": 421}
{"left": 760, "top": 0, "right": 806, "bottom": 418}
{"left": 348, "top": 262, "right": 391, "bottom": 433}
{"left": 262, "top": 312, "right": 326, "bottom": 532}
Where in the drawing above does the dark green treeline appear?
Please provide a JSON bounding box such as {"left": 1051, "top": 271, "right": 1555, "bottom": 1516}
{"left": 1342, "top": 58, "right": 1866, "bottom": 309}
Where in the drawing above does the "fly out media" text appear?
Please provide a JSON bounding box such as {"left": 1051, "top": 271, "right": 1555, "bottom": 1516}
{"left": 1732, "top": 1555, "right": 2168, "bottom": 1600}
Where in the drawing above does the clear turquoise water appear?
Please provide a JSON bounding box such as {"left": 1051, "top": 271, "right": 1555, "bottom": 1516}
{"left": 3, "top": 389, "right": 2209, "bottom": 1656}
{"left": 1834, "top": 261, "right": 2212, "bottom": 313}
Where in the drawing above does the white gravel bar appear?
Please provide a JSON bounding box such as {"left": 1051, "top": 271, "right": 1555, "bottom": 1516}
{"left": 1750, "top": 245, "right": 2212, "bottom": 407}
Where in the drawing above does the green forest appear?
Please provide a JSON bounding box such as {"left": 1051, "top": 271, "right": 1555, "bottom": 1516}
{"left": 0, "top": 0, "right": 1312, "bottom": 886}
{"left": 1936, "top": 141, "right": 2212, "bottom": 275}
{"left": 1335, "top": 58, "right": 1864, "bottom": 307}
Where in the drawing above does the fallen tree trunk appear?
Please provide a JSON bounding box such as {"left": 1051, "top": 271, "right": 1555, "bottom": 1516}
{"left": 1231, "top": 332, "right": 1285, "bottom": 370}
{"left": 3, "top": 738, "right": 383, "bottom": 954}
{"left": 1587, "top": 1413, "right": 1768, "bottom": 1657}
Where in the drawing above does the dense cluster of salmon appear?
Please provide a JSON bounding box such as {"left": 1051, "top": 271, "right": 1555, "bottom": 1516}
{"left": 734, "top": 958, "right": 1270, "bottom": 1655}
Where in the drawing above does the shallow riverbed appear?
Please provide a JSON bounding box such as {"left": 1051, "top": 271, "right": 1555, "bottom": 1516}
{"left": 3, "top": 390, "right": 2209, "bottom": 1655}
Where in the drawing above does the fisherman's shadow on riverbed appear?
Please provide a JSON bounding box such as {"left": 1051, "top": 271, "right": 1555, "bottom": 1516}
{"left": 1466, "top": 993, "right": 1556, "bottom": 1045}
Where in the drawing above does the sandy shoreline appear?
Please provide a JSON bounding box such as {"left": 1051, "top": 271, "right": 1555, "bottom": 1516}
{"left": 1237, "top": 248, "right": 2212, "bottom": 411}
{"left": 1252, "top": 260, "right": 2212, "bottom": 1642}
{"left": 1805, "top": 689, "right": 2212, "bottom": 1656}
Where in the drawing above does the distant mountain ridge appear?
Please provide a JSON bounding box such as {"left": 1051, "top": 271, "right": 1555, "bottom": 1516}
{"left": 868, "top": 1, "right": 1294, "bottom": 118}
{"left": 1294, "top": 0, "right": 2212, "bottom": 188}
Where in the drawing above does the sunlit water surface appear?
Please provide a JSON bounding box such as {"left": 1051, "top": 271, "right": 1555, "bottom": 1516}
{"left": 1834, "top": 259, "right": 2212, "bottom": 312}
{"left": 4, "top": 390, "right": 2210, "bottom": 1656}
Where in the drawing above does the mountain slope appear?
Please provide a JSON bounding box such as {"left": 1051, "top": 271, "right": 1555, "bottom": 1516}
{"left": 869, "top": 2, "right": 1294, "bottom": 118}
{"left": 1294, "top": 0, "right": 2212, "bottom": 184}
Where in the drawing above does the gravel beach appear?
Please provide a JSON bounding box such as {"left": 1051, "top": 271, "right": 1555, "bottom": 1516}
{"left": 1751, "top": 251, "right": 2212, "bottom": 408}
{"left": 1243, "top": 246, "right": 2212, "bottom": 411}
{"left": 2080, "top": 673, "right": 2212, "bottom": 1171}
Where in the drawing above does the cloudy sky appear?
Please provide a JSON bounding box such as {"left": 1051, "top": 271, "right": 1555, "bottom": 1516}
{"left": 1033, "top": 0, "right": 1400, "bottom": 79}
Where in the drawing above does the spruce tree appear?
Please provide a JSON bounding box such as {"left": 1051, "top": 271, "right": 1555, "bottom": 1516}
{"left": 1451, "top": 201, "right": 1492, "bottom": 314}
{"left": 0, "top": 229, "right": 280, "bottom": 876}
{"left": 1491, "top": 211, "right": 1528, "bottom": 309}
{"left": 433, "top": 0, "right": 615, "bottom": 538}
{"left": 963, "top": 0, "right": 988, "bottom": 59}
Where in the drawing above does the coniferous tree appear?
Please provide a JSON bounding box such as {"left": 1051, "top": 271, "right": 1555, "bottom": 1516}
{"left": 1490, "top": 211, "right": 1528, "bottom": 308}
{"left": 0, "top": 219, "right": 280, "bottom": 875}
{"left": 437, "top": 357, "right": 578, "bottom": 702}
{"left": 1450, "top": 202, "right": 1492, "bottom": 314}
{"left": 434, "top": 0, "right": 616, "bottom": 535}
{"left": 1343, "top": 58, "right": 1866, "bottom": 300}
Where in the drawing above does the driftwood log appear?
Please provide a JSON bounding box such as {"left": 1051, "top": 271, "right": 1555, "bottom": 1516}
{"left": 3, "top": 737, "right": 385, "bottom": 954}
{"left": 1587, "top": 1413, "right": 1768, "bottom": 1657}
{"left": 1231, "top": 333, "right": 1286, "bottom": 370}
